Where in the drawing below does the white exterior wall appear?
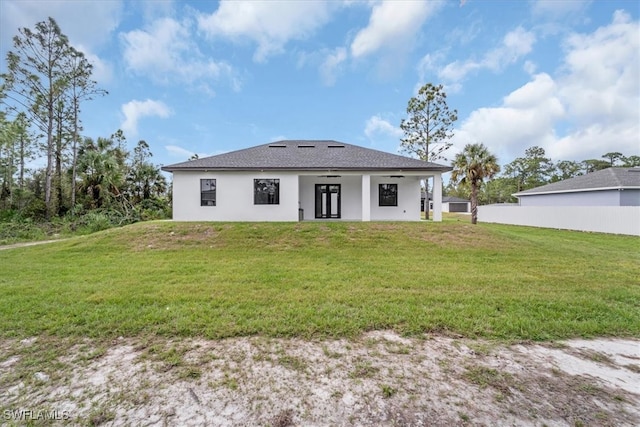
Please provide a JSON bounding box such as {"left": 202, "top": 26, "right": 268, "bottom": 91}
{"left": 173, "top": 171, "right": 439, "bottom": 222}
{"left": 362, "top": 175, "right": 371, "bottom": 222}
{"left": 620, "top": 189, "right": 640, "bottom": 206}
{"left": 478, "top": 205, "right": 640, "bottom": 236}
{"left": 172, "top": 171, "right": 299, "bottom": 221}
{"left": 518, "top": 190, "right": 621, "bottom": 206}
{"left": 370, "top": 176, "right": 421, "bottom": 221}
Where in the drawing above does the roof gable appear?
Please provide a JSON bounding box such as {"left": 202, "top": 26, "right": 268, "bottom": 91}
{"left": 515, "top": 167, "right": 640, "bottom": 196}
{"left": 162, "top": 140, "right": 452, "bottom": 172}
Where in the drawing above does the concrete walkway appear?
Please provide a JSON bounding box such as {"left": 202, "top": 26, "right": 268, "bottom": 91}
{"left": 0, "top": 239, "right": 65, "bottom": 251}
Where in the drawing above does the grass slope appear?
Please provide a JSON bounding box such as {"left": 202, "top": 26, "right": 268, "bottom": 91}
{"left": 1, "top": 220, "right": 638, "bottom": 341}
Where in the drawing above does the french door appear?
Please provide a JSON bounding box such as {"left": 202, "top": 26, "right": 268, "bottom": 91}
{"left": 315, "top": 184, "right": 341, "bottom": 219}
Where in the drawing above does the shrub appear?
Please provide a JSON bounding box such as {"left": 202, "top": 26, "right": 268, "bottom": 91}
{"left": 73, "top": 209, "right": 128, "bottom": 234}
{"left": 0, "top": 217, "right": 47, "bottom": 245}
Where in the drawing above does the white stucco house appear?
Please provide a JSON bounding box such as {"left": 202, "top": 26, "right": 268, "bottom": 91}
{"left": 513, "top": 167, "right": 640, "bottom": 206}
{"left": 162, "top": 140, "right": 452, "bottom": 222}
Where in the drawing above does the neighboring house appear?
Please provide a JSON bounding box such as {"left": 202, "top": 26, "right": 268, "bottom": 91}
{"left": 514, "top": 167, "right": 640, "bottom": 206}
{"left": 443, "top": 196, "right": 471, "bottom": 213}
{"left": 162, "top": 140, "right": 452, "bottom": 222}
{"left": 422, "top": 192, "right": 470, "bottom": 213}
{"left": 478, "top": 167, "right": 640, "bottom": 236}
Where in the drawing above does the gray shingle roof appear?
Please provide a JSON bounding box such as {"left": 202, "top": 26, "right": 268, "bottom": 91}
{"left": 444, "top": 196, "right": 470, "bottom": 203}
{"left": 515, "top": 167, "right": 640, "bottom": 196}
{"left": 162, "top": 140, "right": 452, "bottom": 172}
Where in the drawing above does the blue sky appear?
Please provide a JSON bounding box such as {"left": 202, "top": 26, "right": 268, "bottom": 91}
{"left": 1, "top": 0, "right": 638, "bottom": 172}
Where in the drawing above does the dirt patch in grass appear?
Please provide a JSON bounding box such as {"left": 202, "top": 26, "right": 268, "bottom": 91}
{"left": 128, "top": 224, "right": 224, "bottom": 251}
{"left": 1, "top": 332, "right": 638, "bottom": 426}
{"left": 109, "top": 221, "right": 521, "bottom": 253}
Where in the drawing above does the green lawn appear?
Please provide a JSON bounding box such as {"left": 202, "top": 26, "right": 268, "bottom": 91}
{"left": 1, "top": 219, "right": 638, "bottom": 341}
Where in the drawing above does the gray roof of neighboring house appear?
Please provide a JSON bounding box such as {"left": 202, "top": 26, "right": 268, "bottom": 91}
{"left": 443, "top": 196, "right": 470, "bottom": 203}
{"left": 514, "top": 167, "right": 640, "bottom": 196}
{"left": 162, "top": 140, "right": 452, "bottom": 172}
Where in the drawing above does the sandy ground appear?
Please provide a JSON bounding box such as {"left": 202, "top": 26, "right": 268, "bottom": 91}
{"left": 1, "top": 332, "right": 638, "bottom": 426}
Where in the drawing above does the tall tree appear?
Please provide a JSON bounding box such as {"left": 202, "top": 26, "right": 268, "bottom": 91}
{"left": 65, "top": 47, "right": 107, "bottom": 209}
{"left": 400, "top": 83, "right": 457, "bottom": 219}
{"left": 451, "top": 143, "right": 500, "bottom": 224}
{"left": 13, "top": 113, "right": 33, "bottom": 193}
{"left": 552, "top": 160, "right": 583, "bottom": 182}
{"left": 0, "top": 113, "right": 16, "bottom": 207}
{"left": 53, "top": 97, "right": 73, "bottom": 215}
{"left": 503, "top": 146, "right": 554, "bottom": 191}
{"left": 582, "top": 159, "right": 610, "bottom": 173}
{"left": 478, "top": 177, "right": 517, "bottom": 204}
{"left": 0, "top": 113, "right": 34, "bottom": 210}
{"left": 2, "top": 17, "right": 73, "bottom": 218}
{"left": 622, "top": 155, "right": 640, "bottom": 167}
{"left": 602, "top": 152, "right": 623, "bottom": 167}
{"left": 126, "top": 140, "right": 166, "bottom": 203}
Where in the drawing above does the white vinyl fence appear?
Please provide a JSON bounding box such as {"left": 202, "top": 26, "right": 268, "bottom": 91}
{"left": 478, "top": 205, "right": 640, "bottom": 236}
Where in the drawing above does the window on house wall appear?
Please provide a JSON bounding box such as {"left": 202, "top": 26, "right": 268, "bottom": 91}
{"left": 254, "top": 179, "right": 280, "bottom": 204}
{"left": 379, "top": 183, "right": 398, "bottom": 206}
{"left": 200, "top": 179, "right": 216, "bottom": 206}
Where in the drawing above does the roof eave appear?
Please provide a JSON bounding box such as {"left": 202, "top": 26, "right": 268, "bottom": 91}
{"left": 514, "top": 186, "right": 640, "bottom": 197}
{"left": 162, "top": 166, "right": 453, "bottom": 173}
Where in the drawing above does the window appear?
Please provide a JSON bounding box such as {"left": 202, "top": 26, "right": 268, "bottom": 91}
{"left": 379, "top": 184, "right": 398, "bottom": 206}
{"left": 200, "top": 179, "right": 216, "bottom": 206}
{"left": 254, "top": 179, "right": 280, "bottom": 204}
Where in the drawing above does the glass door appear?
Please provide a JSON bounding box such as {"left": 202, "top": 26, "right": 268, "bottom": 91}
{"left": 315, "top": 184, "right": 341, "bottom": 218}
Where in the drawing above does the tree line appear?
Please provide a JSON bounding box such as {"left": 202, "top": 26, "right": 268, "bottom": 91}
{"left": 399, "top": 83, "right": 639, "bottom": 225}
{"left": 2, "top": 17, "right": 636, "bottom": 231}
{"left": 0, "top": 17, "right": 169, "bottom": 228}
{"left": 446, "top": 147, "right": 640, "bottom": 205}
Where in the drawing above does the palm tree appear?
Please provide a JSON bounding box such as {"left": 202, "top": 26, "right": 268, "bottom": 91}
{"left": 451, "top": 143, "right": 500, "bottom": 224}
{"left": 76, "top": 137, "right": 125, "bottom": 209}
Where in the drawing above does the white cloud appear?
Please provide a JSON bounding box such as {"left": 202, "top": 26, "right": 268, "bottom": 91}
{"left": 121, "top": 99, "right": 172, "bottom": 138}
{"left": 121, "top": 17, "right": 237, "bottom": 87}
{"left": 1, "top": 1, "right": 121, "bottom": 86}
{"left": 550, "top": 10, "right": 639, "bottom": 160}
{"left": 438, "top": 27, "right": 536, "bottom": 84}
{"left": 453, "top": 73, "right": 564, "bottom": 161}
{"left": 523, "top": 60, "right": 537, "bottom": 75}
{"left": 416, "top": 51, "right": 458, "bottom": 92}
{"left": 364, "top": 115, "right": 403, "bottom": 140}
{"left": 530, "top": 0, "right": 592, "bottom": 36}
{"left": 166, "top": 145, "right": 196, "bottom": 159}
{"left": 557, "top": 10, "right": 638, "bottom": 127}
{"left": 1, "top": 0, "right": 122, "bottom": 49}
{"left": 453, "top": 11, "right": 639, "bottom": 163}
{"left": 301, "top": 0, "right": 443, "bottom": 84}
{"left": 350, "top": 0, "right": 443, "bottom": 59}
{"left": 197, "top": 1, "right": 333, "bottom": 62}
{"left": 75, "top": 45, "right": 113, "bottom": 84}
{"left": 531, "top": 0, "right": 591, "bottom": 19}
{"left": 319, "top": 47, "right": 348, "bottom": 86}
{"left": 165, "top": 144, "right": 220, "bottom": 160}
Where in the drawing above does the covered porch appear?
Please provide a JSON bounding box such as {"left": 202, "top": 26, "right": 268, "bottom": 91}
{"left": 297, "top": 172, "right": 444, "bottom": 222}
